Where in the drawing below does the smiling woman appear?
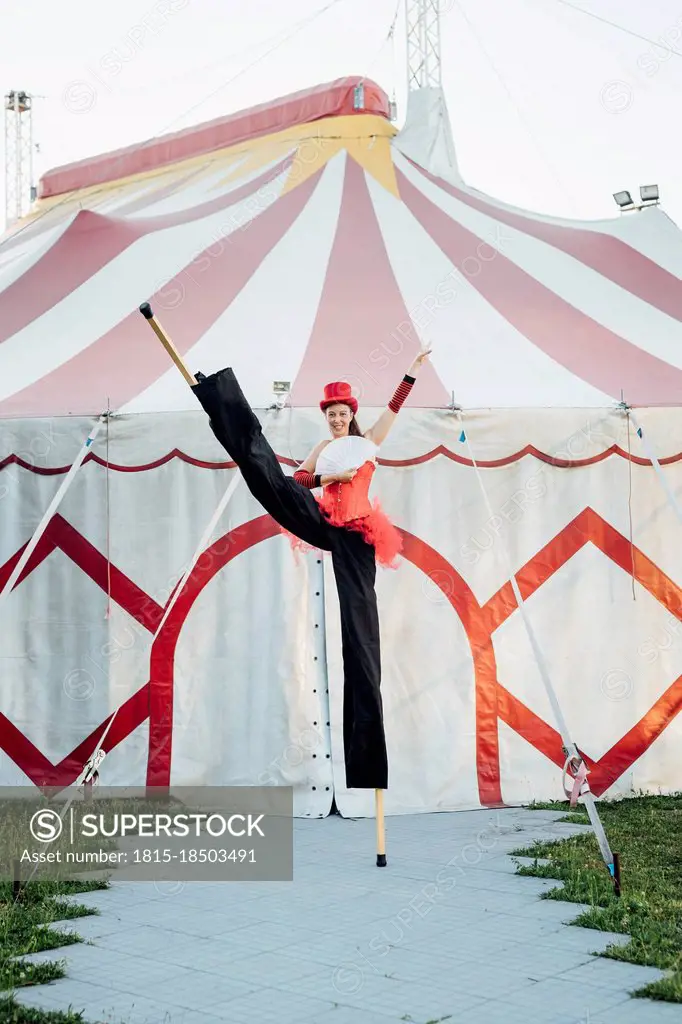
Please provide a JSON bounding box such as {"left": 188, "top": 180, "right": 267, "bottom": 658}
{"left": 189, "top": 347, "right": 431, "bottom": 797}
{"left": 288, "top": 370, "right": 425, "bottom": 566}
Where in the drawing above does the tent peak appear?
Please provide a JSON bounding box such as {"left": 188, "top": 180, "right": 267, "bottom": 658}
{"left": 38, "top": 76, "right": 391, "bottom": 200}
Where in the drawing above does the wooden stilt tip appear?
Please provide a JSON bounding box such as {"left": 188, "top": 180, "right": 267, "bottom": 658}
{"left": 375, "top": 788, "right": 386, "bottom": 867}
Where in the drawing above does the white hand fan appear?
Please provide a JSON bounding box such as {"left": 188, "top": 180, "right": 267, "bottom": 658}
{"left": 315, "top": 436, "right": 377, "bottom": 476}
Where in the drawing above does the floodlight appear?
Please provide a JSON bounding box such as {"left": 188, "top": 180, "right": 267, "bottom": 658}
{"left": 640, "top": 184, "right": 659, "bottom": 203}
{"left": 613, "top": 191, "right": 633, "bottom": 208}
{"left": 271, "top": 380, "right": 291, "bottom": 409}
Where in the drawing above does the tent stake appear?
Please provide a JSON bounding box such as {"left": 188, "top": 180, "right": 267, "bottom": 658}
{"left": 613, "top": 852, "right": 622, "bottom": 897}
{"left": 12, "top": 859, "right": 22, "bottom": 903}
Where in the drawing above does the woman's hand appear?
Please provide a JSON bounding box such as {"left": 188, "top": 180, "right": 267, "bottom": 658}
{"left": 319, "top": 468, "right": 357, "bottom": 486}
{"left": 407, "top": 344, "right": 433, "bottom": 377}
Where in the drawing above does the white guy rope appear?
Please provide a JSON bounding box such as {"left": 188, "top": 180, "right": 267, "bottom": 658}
{"left": 456, "top": 411, "right": 615, "bottom": 872}
{"left": 0, "top": 416, "right": 106, "bottom": 615}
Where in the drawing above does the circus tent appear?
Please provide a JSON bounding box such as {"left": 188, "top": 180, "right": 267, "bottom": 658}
{"left": 1, "top": 76, "right": 682, "bottom": 819}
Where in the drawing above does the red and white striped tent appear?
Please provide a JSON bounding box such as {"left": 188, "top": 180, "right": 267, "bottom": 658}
{"left": 2, "top": 77, "right": 682, "bottom": 818}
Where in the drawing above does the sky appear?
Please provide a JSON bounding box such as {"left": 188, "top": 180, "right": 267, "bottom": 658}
{"left": 1, "top": 0, "right": 682, "bottom": 231}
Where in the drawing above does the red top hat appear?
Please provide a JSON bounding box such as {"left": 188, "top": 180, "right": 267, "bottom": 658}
{"left": 319, "top": 381, "right": 358, "bottom": 415}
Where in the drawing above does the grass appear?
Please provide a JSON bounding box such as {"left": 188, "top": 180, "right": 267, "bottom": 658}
{"left": 0, "top": 1000, "right": 89, "bottom": 1023}
{"left": 513, "top": 793, "right": 682, "bottom": 1002}
{"left": 0, "top": 876, "right": 110, "bottom": 1022}
{"left": 0, "top": 791, "right": 189, "bottom": 1023}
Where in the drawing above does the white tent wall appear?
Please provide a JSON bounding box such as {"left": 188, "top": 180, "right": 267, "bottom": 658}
{"left": 1, "top": 405, "right": 682, "bottom": 815}
{"left": 0, "top": 409, "right": 335, "bottom": 818}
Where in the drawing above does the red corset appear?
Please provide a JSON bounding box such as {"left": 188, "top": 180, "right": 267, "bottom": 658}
{"left": 318, "top": 461, "right": 375, "bottom": 525}
{"left": 282, "top": 460, "right": 403, "bottom": 569}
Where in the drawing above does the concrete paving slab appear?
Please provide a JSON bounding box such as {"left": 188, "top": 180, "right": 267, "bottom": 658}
{"left": 8, "top": 807, "right": 677, "bottom": 1024}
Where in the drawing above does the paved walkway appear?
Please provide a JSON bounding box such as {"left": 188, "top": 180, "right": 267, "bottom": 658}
{"left": 10, "top": 808, "right": 679, "bottom": 1024}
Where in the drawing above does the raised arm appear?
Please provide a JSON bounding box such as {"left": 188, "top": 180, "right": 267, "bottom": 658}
{"left": 364, "top": 346, "right": 432, "bottom": 447}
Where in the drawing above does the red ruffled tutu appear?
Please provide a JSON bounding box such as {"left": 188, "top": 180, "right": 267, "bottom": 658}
{"left": 281, "top": 495, "right": 403, "bottom": 570}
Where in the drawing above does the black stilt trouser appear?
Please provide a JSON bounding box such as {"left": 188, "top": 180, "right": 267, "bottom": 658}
{"left": 191, "top": 367, "right": 388, "bottom": 790}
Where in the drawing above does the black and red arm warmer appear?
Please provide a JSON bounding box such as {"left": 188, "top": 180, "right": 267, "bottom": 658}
{"left": 388, "top": 373, "right": 416, "bottom": 413}
{"left": 294, "top": 470, "right": 321, "bottom": 488}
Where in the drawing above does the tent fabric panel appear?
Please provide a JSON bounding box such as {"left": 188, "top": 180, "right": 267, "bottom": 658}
{"left": 38, "top": 77, "right": 391, "bottom": 199}
{"left": 121, "top": 153, "right": 348, "bottom": 416}
{"left": 394, "top": 153, "right": 682, "bottom": 379}
{"left": 367, "top": 170, "right": 612, "bottom": 407}
{"left": 2, "top": 409, "right": 682, "bottom": 814}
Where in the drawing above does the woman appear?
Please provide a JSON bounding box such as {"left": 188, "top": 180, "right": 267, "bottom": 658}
{"left": 191, "top": 349, "right": 431, "bottom": 791}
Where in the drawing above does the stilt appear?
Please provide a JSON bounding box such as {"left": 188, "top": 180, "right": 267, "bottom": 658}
{"left": 376, "top": 788, "right": 386, "bottom": 866}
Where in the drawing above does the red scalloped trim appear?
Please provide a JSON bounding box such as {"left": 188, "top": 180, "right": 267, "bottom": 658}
{"left": 2, "top": 442, "right": 682, "bottom": 477}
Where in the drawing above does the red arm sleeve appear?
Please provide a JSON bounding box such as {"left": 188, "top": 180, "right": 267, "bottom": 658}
{"left": 294, "top": 470, "right": 320, "bottom": 488}
{"left": 388, "top": 374, "right": 416, "bottom": 414}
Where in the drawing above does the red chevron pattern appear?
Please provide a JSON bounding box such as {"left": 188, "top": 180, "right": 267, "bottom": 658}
{"left": 1, "top": 509, "right": 680, "bottom": 801}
